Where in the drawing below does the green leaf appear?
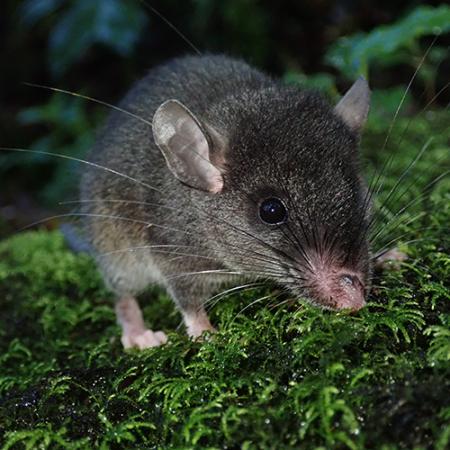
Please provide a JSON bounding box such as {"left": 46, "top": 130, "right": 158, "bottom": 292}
{"left": 283, "top": 71, "right": 338, "bottom": 100}
{"left": 425, "top": 315, "right": 450, "bottom": 364}
{"left": 48, "top": 0, "right": 147, "bottom": 76}
{"left": 325, "top": 5, "right": 450, "bottom": 79}
{"left": 20, "top": 0, "right": 66, "bottom": 25}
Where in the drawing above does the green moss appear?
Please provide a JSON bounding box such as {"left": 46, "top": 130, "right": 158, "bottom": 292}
{"left": 0, "top": 110, "right": 449, "bottom": 448}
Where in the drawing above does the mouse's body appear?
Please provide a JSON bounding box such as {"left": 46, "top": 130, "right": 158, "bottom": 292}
{"left": 81, "top": 54, "right": 372, "bottom": 348}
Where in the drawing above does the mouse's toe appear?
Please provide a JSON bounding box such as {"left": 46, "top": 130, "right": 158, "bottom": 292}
{"left": 154, "top": 331, "right": 169, "bottom": 345}
{"left": 122, "top": 329, "right": 168, "bottom": 350}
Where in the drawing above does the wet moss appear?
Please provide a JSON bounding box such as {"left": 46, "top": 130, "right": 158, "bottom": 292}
{"left": 0, "top": 111, "right": 449, "bottom": 448}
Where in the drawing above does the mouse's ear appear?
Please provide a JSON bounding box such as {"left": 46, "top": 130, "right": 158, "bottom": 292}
{"left": 334, "top": 77, "right": 371, "bottom": 133}
{"left": 152, "top": 99, "right": 225, "bottom": 193}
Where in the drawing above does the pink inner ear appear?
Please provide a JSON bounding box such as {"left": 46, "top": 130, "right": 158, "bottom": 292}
{"left": 153, "top": 100, "right": 226, "bottom": 193}
{"left": 209, "top": 176, "right": 223, "bottom": 194}
{"left": 176, "top": 117, "right": 224, "bottom": 193}
{"left": 196, "top": 155, "right": 223, "bottom": 193}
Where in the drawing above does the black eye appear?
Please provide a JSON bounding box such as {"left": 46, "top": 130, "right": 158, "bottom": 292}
{"left": 259, "top": 198, "right": 287, "bottom": 225}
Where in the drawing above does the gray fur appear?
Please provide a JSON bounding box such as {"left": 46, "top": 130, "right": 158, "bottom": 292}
{"left": 81, "top": 54, "right": 371, "bottom": 326}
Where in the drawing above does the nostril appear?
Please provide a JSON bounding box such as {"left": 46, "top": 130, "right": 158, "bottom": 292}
{"left": 339, "top": 274, "right": 364, "bottom": 291}
{"left": 340, "top": 274, "right": 355, "bottom": 287}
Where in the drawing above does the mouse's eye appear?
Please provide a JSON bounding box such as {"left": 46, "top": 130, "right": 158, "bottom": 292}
{"left": 259, "top": 198, "right": 287, "bottom": 225}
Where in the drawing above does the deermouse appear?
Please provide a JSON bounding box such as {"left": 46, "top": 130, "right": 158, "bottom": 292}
{"left": 81, "top": 54, "right": 374, "bottom": 349}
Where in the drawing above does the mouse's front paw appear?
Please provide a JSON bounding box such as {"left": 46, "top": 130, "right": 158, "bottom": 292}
{"left": 374, "top": 248, "right": 408, "bottom": 270}
{"left": 121, "top": 329, "right": 168, "bottom": 350}
{"left": 183, "top": 310, "right": 216, "bottom": 340}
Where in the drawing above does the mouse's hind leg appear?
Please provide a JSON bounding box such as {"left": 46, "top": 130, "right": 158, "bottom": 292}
{"left": 115, "top": 296, "right": 167, "bottom": 349}
{"left": 96, "top": 248, "right": 169, "bottom": 349}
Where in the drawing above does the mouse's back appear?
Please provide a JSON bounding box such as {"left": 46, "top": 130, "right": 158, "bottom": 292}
{"left": 113, "top": 54, "right": 273, "bottom": 129}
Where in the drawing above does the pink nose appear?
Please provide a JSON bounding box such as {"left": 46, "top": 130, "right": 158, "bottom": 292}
{"left": 334, "top": 274, "right": 366, "bottom": 311}
{"left": 308, "top": 269, "right": 366, "bottom": 311}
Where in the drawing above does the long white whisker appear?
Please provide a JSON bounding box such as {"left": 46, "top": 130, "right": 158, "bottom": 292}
{"left": 373, "top": 232, "right": 448, "bottom": 260}
{"left": 19, "top": 212, "right": 192, "bottom": 236}
{"left": 98, "top": 246, "right": 216, "bottom": 261}
{"left": 137, "top": 0, "right": 202, "bottom": 55}
{"left": 370, "top": 168, "right": 449, "bottom": 242}
{"left": 204, "top": 283, "right": 266, "bottom": 312}
{"left": 31, "top": 204, "right": 292, "bottom": 279}
{"left": 165, "top": 269, "right": 244, "bottom": 281}
{"left": 163, "top": 253, "right": 287, "bottom": 280}
{"left": 100, "top": 243, "right": 193, "bottom": 254}
{"left": 269, "top": 297, "right": 295, "bottom": 310}
{"left": 60, "top": 198, "right": 296, "bottom": 270}
{"left": 380, "top": 34, "right": 439, "bottom": 154}
{"left": 369, "top": 137, "right": 433, "bottom": 235}
{"left": 230, "top": 289, "right": 295, "bottom": 323}
{"left": 205, "top": 282, "right": 265, "bottom": 305}
{"left": 0, "top": 147, "right": 162, "bottom": 194}
{"left": 23, "top": 83, "right": 153, "bottom": 127}
{"left": 236, "top": 295, "right": 273, "bottom": 316}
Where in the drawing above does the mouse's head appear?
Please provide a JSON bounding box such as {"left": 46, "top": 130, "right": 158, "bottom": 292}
{"left": 152, "top": 78, "right": 371, "bottom": 311}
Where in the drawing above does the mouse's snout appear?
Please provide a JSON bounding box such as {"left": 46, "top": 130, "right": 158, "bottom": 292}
{"left": 335, "top": 271, "right": 366, "bottom": 311}
{"left": 313, "top": 269, "right": 366, "bottom": 311}
{"left": 297, "top": 256, "right": 367, "bottom": 311}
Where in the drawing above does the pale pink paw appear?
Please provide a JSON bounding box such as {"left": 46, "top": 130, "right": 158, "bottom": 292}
{"left": 189, "top": 325, "right": 217, "bottom": 341}
{"left": 375, "top": 248, "right": 408, "bottom": 270}
{"left": 121, "top": 329, "right": 168, "bottom": 350}
{"left": 184, "top": 314, "right": 216, "bottom": 339}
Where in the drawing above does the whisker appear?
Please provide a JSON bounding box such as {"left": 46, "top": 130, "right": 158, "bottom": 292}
{"left": 165, "top": 269, "right": 244, "bottom": 281}
{"left": 373, "top": 233, "right": 448, "bottom": 261}
{"left": 2, "top": 148, "right": 305, "bottom": 278}
{"left": 18, "top": 212, "right": 191, "bottom": 236}
{"left": 268, "top": 297, "right": 296, "bottom": 311}
{"left": 210, "top": 211, "right": 301, "bottom": 266}
{"left": 380, "top": 34, "right": 439, "bottom": 155}
{"left": 362, "top": 35, "right": 443, "bottom": 248}
{"left": 390, "top": 79, "right": 450, "bottom": 157}
{"left": 371, "top": 199, "right": 442, "bottom": 249}
{"left": 204, "top": 282, "right": 266, "bottom": 312}
{"left": 367, "top": 137, "right": 433, "bottom": 236}
{"left": 0, "top": 147, "right": 163, "bottom": 194}
{"left": 24, "top": 85, "right": 220, "bottom": 172}
{"left": 97, "top": 246, "right": 216, "bottom": 261}
{"left": 163, "top": 253, "right": 288, "bottom": 280}
{"left": 23, "top": 83, "right": 153, "bottom": 127}
{"left": 371, "top": 209, "right": 427, "bottom": 246}
{"left": 235, "top": 294, "right": 274, "bottom": 316}
{"left": 64, "top": 197, "right": 297, "bottom": 271}
{"left": 137, "top": 0, "right": 202, "bottom": 55}
{"left": 370, "top": 168, "right": 449, "bottom": 243}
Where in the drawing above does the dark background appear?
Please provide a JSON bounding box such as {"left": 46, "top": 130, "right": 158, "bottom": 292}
{"left": 0, "top": 0, "right": 448, "bottom": 238}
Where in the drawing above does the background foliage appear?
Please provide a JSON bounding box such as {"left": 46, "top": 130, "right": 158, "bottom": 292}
{"left": 0, "top": 0, "right": 449, "bottom": 448}
{"left": 1, "top": 0, "right": 449, "bottom": 236}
